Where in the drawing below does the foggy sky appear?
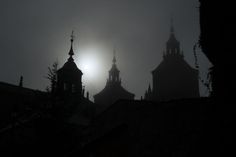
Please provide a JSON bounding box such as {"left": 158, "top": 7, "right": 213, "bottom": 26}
{"left": 0, "top": 0, "right": 211, "bottom": 100}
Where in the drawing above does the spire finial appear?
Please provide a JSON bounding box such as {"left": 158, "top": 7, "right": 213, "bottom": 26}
{"left": 19, "top": 76, "right": 23, "bottom": 87}
{"left": 71, "top": 30, "right": 74, "bottom": 42}
{"left": 170, "top": 16, "right": 174, "bottom": 33}
{"left": 68, "top": 30, "right": 75, "bottom": 57}
{"left": 112, "top": 46, "right": 116, "bottom": 64}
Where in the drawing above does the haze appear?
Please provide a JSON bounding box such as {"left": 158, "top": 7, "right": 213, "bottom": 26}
{"left": 0, "top": 0, "right": 211, "bottom": 100}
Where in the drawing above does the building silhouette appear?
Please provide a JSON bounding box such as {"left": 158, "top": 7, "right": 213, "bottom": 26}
{"left": 56, "top": 31, "right": 83, "bottom": 97}
{"left": 145, "top": 20, "right": 200, "bottom": 101}
{"left": 94, "top": 50, "right": 135, "bottom": 106}
{"left": 1, "top": 2, "right": 233, "bottom": 156}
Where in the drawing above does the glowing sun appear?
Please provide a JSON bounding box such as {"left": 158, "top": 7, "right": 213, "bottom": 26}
{"left": 76, "top": 48, "right": 103, "bottom": 82}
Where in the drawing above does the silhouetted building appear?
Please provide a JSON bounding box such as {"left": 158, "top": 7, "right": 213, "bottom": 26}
{"left": 69, "top": 98, "right": 213, "bottom": 157}
{"left": 145, "top": 20, "right": 200, "bottom": 101}
{"left": 54, "top": 32, "right": 97, "bottom": 124}
{"left": 199, "top": 0, "right": 236, "bottom": 100}
{"left": 0, "top": 81, "right": 45, "bottom": 129}
{"left": 56, "top": 32, "right": 83, "bottom": 97}
{"left": 94, "top": 50, "right": 135, "bottom": 106}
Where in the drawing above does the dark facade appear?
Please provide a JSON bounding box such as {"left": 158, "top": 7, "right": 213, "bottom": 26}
{"left": 0, "top": 81, "right": 43, "bottom": 129}
{"left": 69, "top": 98, "right": 214, "bottom": 157}
{"left": 56, "top": 33, "right": 83, "bottom": 97}
{"left": 199, "top": 0, "right": 236, "bottom": 100}
{"left": 145, "top": 22, "right": 200, "bottom": 101}
{"left": 94, "top": 51, "right": 135, "bottom": 106}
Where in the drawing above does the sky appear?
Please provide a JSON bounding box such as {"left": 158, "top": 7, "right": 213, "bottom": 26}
{"left": 0, "top": 0, "right": 211, "bottom": 101}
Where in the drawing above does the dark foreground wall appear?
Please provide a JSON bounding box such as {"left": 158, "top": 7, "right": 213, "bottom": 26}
{"left": 199, "top": 1, "right": 236, "bottom": 99}
{"left": 68, "top": 99, "right": 233, "bottom": 157}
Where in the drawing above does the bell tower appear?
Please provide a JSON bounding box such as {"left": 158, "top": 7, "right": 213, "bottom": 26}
{"left": 107, "top": 49, "right": 121, "bottom": 85}
{"left": 164, "top": 18, "right": 184, "bottom": 59}
{"left": 56, "top": 31, "right": 83, "bottom": 97}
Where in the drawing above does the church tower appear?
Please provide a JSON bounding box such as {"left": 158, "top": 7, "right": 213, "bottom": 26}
{"left": 147, "top": 19, "right": 200, "bottom": 101}
{"left": 56, "top": 31, "right": 83, "bottom": 97}
{"left": 107, "top": 50, "right": 121, "bottom": 85}
{"left": 94, "top": 49, "right": 135, "bottom": 106}
{"left": 163, "top": 18, "right": 184, "bottom": 59}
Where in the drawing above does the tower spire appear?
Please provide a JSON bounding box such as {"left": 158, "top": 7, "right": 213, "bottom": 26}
{"left": 108, "top": 47, "right": 120, "bottom": 84}
{"left": 68, "top": 31, "right": 75, "bottom": 62}
{"left": 68, "top": 30, "right": 75, "bottom": 57}
{"left": 170, "top": 16, "right": 174, "bottom": 33}
{"left": 19, "top": 76, "right": 23, "bottom": 87}
{"left": 112, "top": 47, "right": 116, "bottom": 64}
{"left": 165, "top": 16, "right": 181, "bottom": 57}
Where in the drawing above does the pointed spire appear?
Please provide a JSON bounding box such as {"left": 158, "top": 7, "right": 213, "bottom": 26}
{"left": 112, "top": 47, "right": 116, "bottom": 64}
{"left": 170, "top": 16, "right": 174, "bottom": 33}
{"left": 68, "top": 30, "right": 75, "bottom": 57}
{"left": 19, "top": 76, "right": 23, "bottom": 87}
{"left": 108, "top": 47, "right": 120, "bottom": 84}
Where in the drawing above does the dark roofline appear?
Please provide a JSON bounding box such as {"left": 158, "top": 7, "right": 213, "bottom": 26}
{"left": 0, "top": 81, "right": 44, "bottom": 94}
{"left": 151, "top": 58, "right": 199, "bottom": 74}
{"left": 93, "top": 84, "right": 135, "bottom": 98}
